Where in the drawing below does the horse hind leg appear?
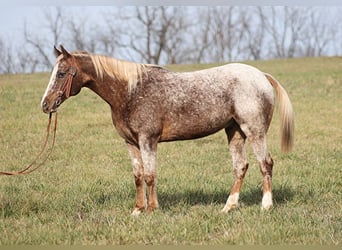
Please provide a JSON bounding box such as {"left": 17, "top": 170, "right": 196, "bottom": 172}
{"left": 240, "top": 124, "right": 274, "bottom": 210}
{"left": 222, "top": 123, "right": 248, "bottom": 213}
{"left": 260, "top": 153, "right": 274, "bottom": 210}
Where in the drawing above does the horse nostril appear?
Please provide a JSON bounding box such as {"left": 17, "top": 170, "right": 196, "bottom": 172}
{"left": 55, "top": 98, "right": 61, "bottom": 107}
{"left": 42, "top": 101, "right": 49, "bottom": 113}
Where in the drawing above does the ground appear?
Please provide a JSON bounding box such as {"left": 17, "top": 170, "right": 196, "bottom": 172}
{"left": 0, "top": 57, "right": 341, "bottom": 245}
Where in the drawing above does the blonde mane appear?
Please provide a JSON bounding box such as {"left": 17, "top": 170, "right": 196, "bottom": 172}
{"left": 76, "top": 52, "right": 147, "bottom": 93}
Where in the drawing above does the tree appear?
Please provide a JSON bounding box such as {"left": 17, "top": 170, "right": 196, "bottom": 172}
{"left": 24, "top": 6, "right": 66, "bottom": 71}
{"left": 112, "top": 6, "right": 191, "bottom": 65}
{"left": 242, "top": 7, "right": 266, "bottom": 60}
{"left": 299, "top": 7, "right": 337, "bottom": 57}
{"left": 259, "top": 6, "right": 309, "bottom": 58}
{"left": 0, "top": 37, "right": 15, "bottom": 74}
{"left": 16, "top": 47, "right": 39, "bottom": 73}
{"left": 188, "top": 7, "right": 213, "bottom": 63}
{"left": 1, "top": 6, "right": 341, "bottom": 74}
{"left": 161, "top": 7, "right": 192, "bottom": 64}
{"left": 208, "top": 6, "right": 244, "bottom": 62}
{"left": 67, "top": 11, "right": 99, "bottom": 53}
{"left": 192, "top": 6, "right": 254, "bottom": 63}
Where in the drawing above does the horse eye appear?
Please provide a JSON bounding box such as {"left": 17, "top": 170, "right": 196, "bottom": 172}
{"left": 57, "top": 71, "right": 66, "bottom": 79}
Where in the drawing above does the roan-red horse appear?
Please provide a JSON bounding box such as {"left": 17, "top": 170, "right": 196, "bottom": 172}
{"left": 41, "top": 45, "right": 294, "bottom": 215}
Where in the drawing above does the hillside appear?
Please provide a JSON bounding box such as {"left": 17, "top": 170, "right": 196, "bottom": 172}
{"left": 0, "top": 57, "right": 341, "bottom": 245}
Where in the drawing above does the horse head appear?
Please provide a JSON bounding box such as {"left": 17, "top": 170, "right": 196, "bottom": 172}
{"left": 41, "top": 45, "right": 82, "bottom": 114}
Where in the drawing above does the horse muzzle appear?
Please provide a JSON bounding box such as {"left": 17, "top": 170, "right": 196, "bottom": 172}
{"left": 41, "top": 97, "right": 62, "bottom": 114}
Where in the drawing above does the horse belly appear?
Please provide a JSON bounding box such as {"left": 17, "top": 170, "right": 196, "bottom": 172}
{"left": 160, "top": 103, "right": 233, "bottom": 142}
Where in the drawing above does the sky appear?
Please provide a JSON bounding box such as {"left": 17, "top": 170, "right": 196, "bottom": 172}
{"left": 0, "top": 0, "right": 341, "bottom": 59}
{"left": 1, "top": 7, "right": 38, "bottom": 38}
{"left": 0, "top": 6, "right": 107, "bottom": 40}
{"left": 1, "top": 0, "right": 341, "bottom": 40}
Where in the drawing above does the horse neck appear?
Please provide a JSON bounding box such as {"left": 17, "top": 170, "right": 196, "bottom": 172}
{"left": 89, "top": 75, "right": 128, "bottom": 110}
{"left": 76, "top": 64, "right": 126, "bottom": 111}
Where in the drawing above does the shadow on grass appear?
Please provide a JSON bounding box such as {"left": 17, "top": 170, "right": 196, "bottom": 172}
{"left": 240, "top": 185, "right": 295, "bottom": 206}
{"left": 158, "top": 184, "right": 295, "bottom": 210}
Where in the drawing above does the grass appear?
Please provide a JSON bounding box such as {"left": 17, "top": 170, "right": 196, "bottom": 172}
{"left": 0, "top": 57, "right": 341, "bottom": 245}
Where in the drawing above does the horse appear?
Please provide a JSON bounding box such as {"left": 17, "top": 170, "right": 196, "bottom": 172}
{"left": 41, "top": 45, "right": 294, "bottom": 215}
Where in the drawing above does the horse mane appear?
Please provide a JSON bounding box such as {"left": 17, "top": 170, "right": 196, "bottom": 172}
{"left": 74, "top": 51, "right": 147, "bottom": 93}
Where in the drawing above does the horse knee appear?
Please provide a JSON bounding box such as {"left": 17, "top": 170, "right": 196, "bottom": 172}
{"left": 259, "top": 154, "right": 273, "bottom": 177}
{"left": 144, "top": 173, "right": 156, "bottom": 186}
{"left": 134, "top": 172, "right": 144, "bottom": 185}
{"left": 234, "top": 163, "right": 249, "bottom": 179}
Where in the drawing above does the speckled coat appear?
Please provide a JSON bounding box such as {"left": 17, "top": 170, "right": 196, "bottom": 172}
{"left": 41, "top": 46, "right": 294, "bottom": 215}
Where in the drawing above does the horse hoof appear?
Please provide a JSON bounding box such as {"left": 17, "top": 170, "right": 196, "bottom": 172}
{"left": 261, "top": 205, "right": 273, "bottom": 211}
{"left": 221, "top": 193, "right": 239, "bottom": 213}
{"left": 221, "top": 203, "right": 238, "bottom": 213}
{"left": 131, "top": 208, "right": 143, "bottom": 217}
{"left": 261, "top": 202, "right": 273, "bottom": 211}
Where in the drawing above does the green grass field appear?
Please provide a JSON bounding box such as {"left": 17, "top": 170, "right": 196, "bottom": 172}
{"left": 0, "top": 57, "right": 341, "bottom": 245}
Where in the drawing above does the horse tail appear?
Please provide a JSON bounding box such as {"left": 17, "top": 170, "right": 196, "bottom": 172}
{"left": 264, "top": 73, "right": 294, "bottom": 153}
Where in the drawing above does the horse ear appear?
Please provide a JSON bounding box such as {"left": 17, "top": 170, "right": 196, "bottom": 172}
{"left": 60, "top": 45, "right": 71, "bottom": 58}
{"left": 54, "top": 45, "right": 62, "bottom": 57}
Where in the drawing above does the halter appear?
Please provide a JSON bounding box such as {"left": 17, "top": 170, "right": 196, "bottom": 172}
{"left": 57, "top": 55, "right": 77, "bottom": 100}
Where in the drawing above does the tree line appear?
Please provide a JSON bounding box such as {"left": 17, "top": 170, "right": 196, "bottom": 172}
{"left": 0, "top": 6, "right": 341, "bottom": 74}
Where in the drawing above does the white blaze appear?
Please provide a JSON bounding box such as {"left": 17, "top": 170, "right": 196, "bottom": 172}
{"left": 40, "top": 62, "right": 59, "bottom": 108}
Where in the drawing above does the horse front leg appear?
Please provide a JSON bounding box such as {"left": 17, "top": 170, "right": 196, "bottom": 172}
{"left": 139, "top": 136, "right": 159, "bottom": 213}
{"left": 126, "top": 142, "right": 146, "bottom": 216}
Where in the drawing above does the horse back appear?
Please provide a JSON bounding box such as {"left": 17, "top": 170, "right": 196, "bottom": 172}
{"left": 126, "top": 63, "right": 275, "bottom": 142}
